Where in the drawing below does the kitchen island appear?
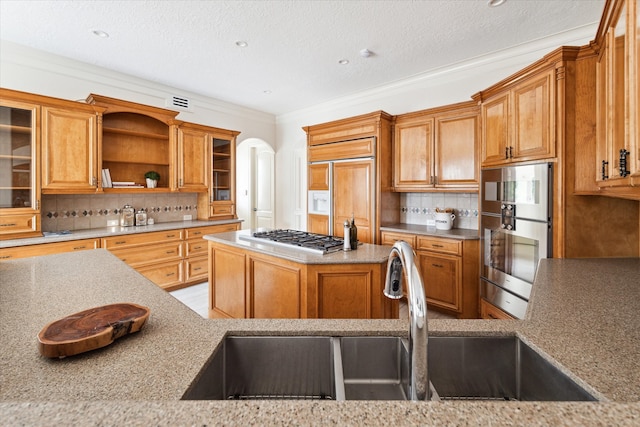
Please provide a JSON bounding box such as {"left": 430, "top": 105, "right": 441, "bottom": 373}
{"left": 1, "top": 250, "right": 639, "bottom": 425}
{"left": 204, "top": 229, "right": 398, "bottom": 319}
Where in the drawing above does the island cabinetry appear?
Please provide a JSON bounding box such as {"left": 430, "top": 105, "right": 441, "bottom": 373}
{"left": 208, "top": 240, "right": 395, "bottom": 319}
{"left": 393, "top": 101, "right": 479, "bottom": 191}
{"left": 0, "top": 238, "right": 100, "bottom": 260}
{"left": 86, "top": 94, "right": 179, "bottom": 192}
{"left": 380, "top": 230, "right": 479, "bottom": 318}
{"left": 479, "top": 67, "right": 556, "bottom": 167}
{"left": 0, "top": 94, "right": 41, "bottom": 239}
{"left": 592, "top": 0, "right": 640, "bottom": 197}
{"left": 102, "top": 230, "right": 184, "bottom": 290}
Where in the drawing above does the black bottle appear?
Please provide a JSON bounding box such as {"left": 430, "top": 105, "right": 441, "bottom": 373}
{"left": 350, "top": 215, "right": 358, "bottom": 250}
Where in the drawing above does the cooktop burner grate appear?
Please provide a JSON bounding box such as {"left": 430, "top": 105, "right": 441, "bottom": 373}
{"left": 241, "top": 229, "right": 344, "bottom": 254}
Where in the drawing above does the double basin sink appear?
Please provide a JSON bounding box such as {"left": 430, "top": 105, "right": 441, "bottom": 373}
{"left": 182, "top": 335, "right": 597, "bottom": 402}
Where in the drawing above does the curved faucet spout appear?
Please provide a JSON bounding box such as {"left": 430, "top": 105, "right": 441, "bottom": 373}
{"left": 384, "top": 240, "right": 429, "bottom": 401}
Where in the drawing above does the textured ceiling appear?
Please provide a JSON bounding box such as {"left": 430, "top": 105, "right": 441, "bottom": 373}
{"left": 0, "top": 0, "right": 605, "bottom": 115}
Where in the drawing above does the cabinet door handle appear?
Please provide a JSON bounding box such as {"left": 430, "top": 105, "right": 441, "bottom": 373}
{"left": 193, "top": 267, "right": 202, "bottom": 271}
{"left": 431, "top": 263, "right": 444, "bottom": 268}
{"left": 509, "top": 146, "right": 513, "bottom": 158}
{"left": 72, "top": 245, "right": 87, "bottom": 250}
{"left": 505, "top": 146, "right": 509, "bottom": 159}
{"left": 166, "top": 234, "right": 175, "bottom": 238}
{"left": 431, "top": 244, "right": 443, "bottom": 248}
{"left": 601, "top": 160, "right": 609, "bottom": 180}
{"left": 166, "top": 250, "right": 176, "bottom": 254}
{"left": 166, "top": 272, "right": 175, "bottom": 277}
{"left": 193, "top": 245, "right": 202, "bottom": 250}
{"left": 0, "top": 223, "right": 17, "bottom": 227}
{"left": 115, "top": 240, "right": 127, "bottom": 245}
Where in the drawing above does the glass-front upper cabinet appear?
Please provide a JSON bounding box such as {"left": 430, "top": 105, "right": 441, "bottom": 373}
{"left": 211, "top": 137, "right": 232, "bottom": 202}
{"left": 0, "top": 98, "right": 41, "bottom": 239}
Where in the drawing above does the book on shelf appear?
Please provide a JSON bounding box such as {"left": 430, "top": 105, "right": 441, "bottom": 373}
{"left": 101, "top": 169, "right": 112, "bottom": 188}
{"left": 111, "top": 181, "right": 136, "bottom": 186}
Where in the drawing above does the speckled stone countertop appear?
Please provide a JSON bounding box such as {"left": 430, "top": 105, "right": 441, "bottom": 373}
{"left": 204, "top": 229, "right": 392, "bottom": 264}
{"left": 380, "top": 223, "right": 480, "bottom": 240}
{"left": 0, "top": 219, "right": 243, "bottom": 248}
{"left": 1, "top": 251, "right": 639, "bottom": 425}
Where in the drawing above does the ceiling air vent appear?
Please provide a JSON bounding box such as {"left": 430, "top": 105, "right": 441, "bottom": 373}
{"left": 167, "top": 95, "right": 191, "bottom": 111}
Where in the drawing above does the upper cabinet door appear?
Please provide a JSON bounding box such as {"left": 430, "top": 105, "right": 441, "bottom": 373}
{"left": 0, "top": 98, "right": 41, "bottom": 239}
{"left": 177, "top": 126, "right": 209, "bottom": 192}
{"left": 481, "top": 94, "right": 510, "bottom": 166}
{"left": 434, "top": 110, "right": 479, "bottom": 188}
{"left": 41, "top": 106, "right": 99, "bottom": 193}
{"left": 511, "top": 69, "right": 555, "bottom": 162}
{"left": 393, "top": 117, "right": 434, "bottom": 189}
{"left": 308, "top": 162, "right": 330, "bottom": 190}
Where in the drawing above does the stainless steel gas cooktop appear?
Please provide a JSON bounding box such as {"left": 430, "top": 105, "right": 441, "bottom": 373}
{"left": 239, "top": 229, "right": 344, "bottom": 255}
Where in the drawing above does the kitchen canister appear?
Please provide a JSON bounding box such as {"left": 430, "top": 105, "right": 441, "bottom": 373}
{"left": 435, "top": 212, "right": 456, "bottom": 230}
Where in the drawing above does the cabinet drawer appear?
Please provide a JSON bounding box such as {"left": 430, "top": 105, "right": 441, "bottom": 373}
{"left": 0, "top": 238, "right": 99, "bottom": 261}
{"left": 480, "top": 299, "right": 515, "bottom": 320}
{"left": 137, "top": 260, "right": 184, "bottom": 289}
{"left": 185, "top": 255, "right": 208, "bottom": 283}
{"left": 380, "top": 232, "right": 416, "bottom": 248}
{"left": 185, "top": 223, "right": 238, "bottom": 239}
{"left": 109, "top": 241, "right": 183, "bottom": 267}
{"left": 102, "top": 229, "right": 183, "bottom": 249}
{"left": 210, "top": 204, "right": 234, "bottom": 216}
{"left": 416, "top": 236, "right": 462, "bottom": 255}
{"left": 186, "top": 239, "right": 208, "bottom": 257}
{"left": 0, "top": 213, "right": 39, "bottom": 237}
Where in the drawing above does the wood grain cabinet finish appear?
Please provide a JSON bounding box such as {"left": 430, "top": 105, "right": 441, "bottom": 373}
{"left": 480, "top": 68, "right": 555, "bottom": 167}
{"left": 304, "top": 111, "right": 399, "bottom": 243}
{"left": 176, "top": 124, "right": 209, "bottom": 192}
{"left": 393, "top": 101, "right": 479, "bottom": 191}
{"left": 380, "top": 231, "right": 479, "bottom": 319}
{"left": 480, "top": 298, "right": 515, "bottom": 320}
{"left": 592, "top": 0, "right": 640, "bottom": 198}
{"left": 0, "top": 93, "right": 41, "bottom": 239}
{"left": 41, "top": 106, "right": 100, "bottom": 193}
{"left": 0, "top": 238, "right": 100, "bottom": 261}
{"left": 208, "top": 240, "right": 396, "bottom": 319}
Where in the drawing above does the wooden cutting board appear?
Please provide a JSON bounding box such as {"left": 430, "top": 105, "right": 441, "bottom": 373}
{"left": 37, "top": 303, "right": 150, "bottom": 358}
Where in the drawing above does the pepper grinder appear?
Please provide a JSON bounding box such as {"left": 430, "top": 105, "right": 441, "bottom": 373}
{"left": 350, "top": 214, "right": 358, "bottom": 250}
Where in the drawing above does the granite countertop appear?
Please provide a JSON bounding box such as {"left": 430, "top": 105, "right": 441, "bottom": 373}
{"left": 1, "top": 251, "right": 639, "bottom": 425}
{"left": 380, "top": 223, "right": 480, "bottom": 240}
{"left": 204, "top": 229, "right": 392, "bottom": 264}
{"left": 0, "top": 219, "right": 243, "bottom": 248}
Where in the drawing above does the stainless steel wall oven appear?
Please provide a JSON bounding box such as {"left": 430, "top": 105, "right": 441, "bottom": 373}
{"left": 480, "top": 163, "right": 552, "bottom": 319}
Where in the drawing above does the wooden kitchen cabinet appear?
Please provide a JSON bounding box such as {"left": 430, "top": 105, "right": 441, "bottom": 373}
{"left": 0, "top": 238, "right": 100, "bottom": 260}
{"left": 0, "top": 94, "right": 41, "bottom": 239}
{"left": 304, "top": 111, "right": 399, "bottom": 242}
{"left": 41, "top": 105, "right": 101, "bottom": 193}
{"left": 197, "top": 128, "right": 240, "bottom": 220}
{"left": 393, "top": 101, "right": 479, "bottom": 191}
{"left": 208, "top": 239, "right": 396, "bottom": 319}
{"left": 480, "top": 68, "right": 555, "bottom": 167}
{"left": 176, "top": 123, "right": 209, "bottom": 192}
{"left": 308, "top": 162, "right": 330, "bottom": 190}
{"left": 593, "top": 0, "right": 640, "bottom": 197}
{"left": 86, "top": 93, "right": 178, "bottom": 192}
{"left": 380, "top": 230, "right": 479, "bottom": 318}
{"left": 184, "top": 223, "right": 240, "bottom": 284}
{"left": 480, "top": 299, "right": 515, "bottom": 320}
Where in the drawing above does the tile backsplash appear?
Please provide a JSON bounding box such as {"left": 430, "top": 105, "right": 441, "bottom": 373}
{"left": 41, "top": 193, "right": 198, "bottom": 232}
{"left": 400, "top": 192, "right": 479, "bottom": 230}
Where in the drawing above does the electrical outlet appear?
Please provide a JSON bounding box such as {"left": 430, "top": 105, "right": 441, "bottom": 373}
{"left": 183, "top": 214, "right": 193, "bottom": 221}
{"left": 107, "top": 220, "right": 119, "bottom": 226}
{"left": 426, "top": 219, "right": 436, "bottom": 227}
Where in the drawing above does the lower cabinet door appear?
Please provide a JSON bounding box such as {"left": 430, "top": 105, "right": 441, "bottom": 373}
{"left": 417, "top": 251, "right": 462, "bottom": 312}
{"left": 247, "top": 256, "right": 301, "bottom": 318}
{"left": 185, "top": 255, "right": 208, "bottom": 284}
{"left": 210, "top": 245, "right": 246, "bottom": 319}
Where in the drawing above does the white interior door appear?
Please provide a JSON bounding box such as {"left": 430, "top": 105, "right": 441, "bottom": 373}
{"left": 253, "top": 146, "right": 275, "bottom": 228}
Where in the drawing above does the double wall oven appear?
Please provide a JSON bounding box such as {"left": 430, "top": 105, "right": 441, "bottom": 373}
{"left": 480, "top": 163, "right": 553, "bottom": 319}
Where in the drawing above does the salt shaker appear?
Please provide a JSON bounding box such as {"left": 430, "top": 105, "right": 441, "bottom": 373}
{"left": 343, "top": 220, "right": 352, "bottom": 251}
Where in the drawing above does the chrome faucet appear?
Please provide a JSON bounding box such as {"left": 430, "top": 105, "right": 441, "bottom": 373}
{"left": 384, "top": 240, "right": 429, "bottom": 401}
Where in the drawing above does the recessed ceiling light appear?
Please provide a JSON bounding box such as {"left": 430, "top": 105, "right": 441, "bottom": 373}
{"left": 487, "top": 0, "right": 507, "bottom": 7}
{"left": 235, "top": 41, "right": 248, "bottom": 47}
{"left": 338, "top": 59, "right": 349, "bottom": 65}
{"left": 263, "top": 90, "right": 272, "bottom": 95}
{"left": 91, "top": 29, "right": 109, "bottom": 38}
{"left": 360, "top": 49, "right": 373, "bottom": 58}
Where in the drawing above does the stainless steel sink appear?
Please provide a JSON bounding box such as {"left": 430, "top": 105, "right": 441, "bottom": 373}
{"left": 182, "top": 335, "right": 598, "bottom": 402}
{"left": 182, "top": 336, "right": 336, "bottom": 400}
{"left": 428, "top": 336, "right": 597, "bottom": 401}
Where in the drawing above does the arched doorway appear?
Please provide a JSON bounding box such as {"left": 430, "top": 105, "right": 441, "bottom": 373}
{"left": 236, "top": 138, "right": 275, "bottom": 229}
